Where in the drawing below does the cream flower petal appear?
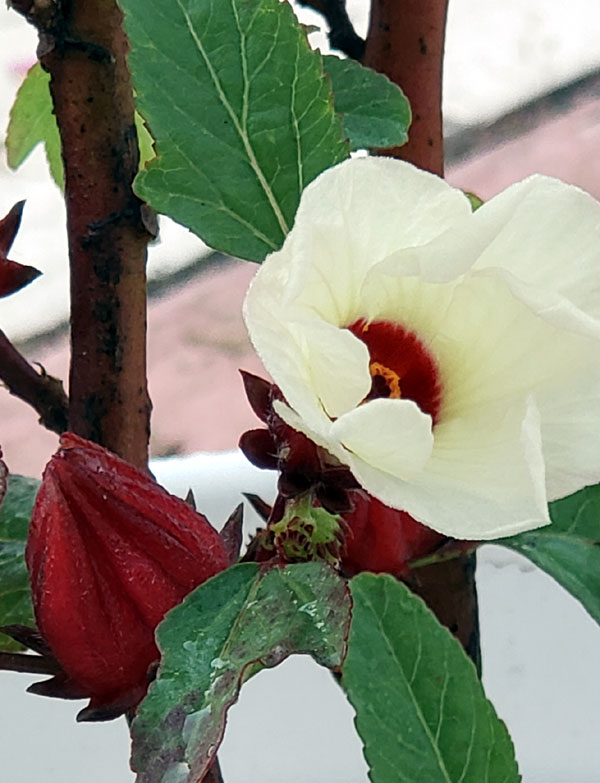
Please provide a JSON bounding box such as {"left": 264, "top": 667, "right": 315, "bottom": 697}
{"left": 292, "top": 157, "right": 472, "bottom": 262}
{"left": 330, "top": 399, "right": 434, "bottom": 480}
{"left": 300, "top": 320, "right": 371, "bottom": 418}
{"left": 435, "top": 272, "right": 600, "bottom": 419}
{"left": 347, "top": 397, "right": 549, "bottom": 540}
{"left": 424, "top": 271, "right": 600, "bottom": 503}
{"left": 275, "top": 157, "right": 472, "bottom": 325}
{"left": 244, "top": 158, "right": 600, "bottom": 541}
{"left": 536, "top": 377, "right": 600, "bottom": 499}
{"left": 471, "top": 175, "right": 600, "bottom": 319}
{"left": 243, "top": 275, "right": 331, "bottom": 436}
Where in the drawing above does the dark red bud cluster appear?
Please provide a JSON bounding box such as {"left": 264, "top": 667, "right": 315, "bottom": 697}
{"left": 0, "top": 202, "right": 42, "bottom": 298}
{"left": 239, "top": 371, "right": 447, "bottom": 577}
{"left": 22, "top": 434, "right": 231, "bottom": 720}
{"left": 239, "top": 371, "right": 359, "bottom": 515}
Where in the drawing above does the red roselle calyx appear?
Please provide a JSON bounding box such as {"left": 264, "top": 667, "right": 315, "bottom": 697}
{"left": 0, "top": 201, "right": 42, "bottom": 298}
{"left": 24, "top": 433, "right": 230, "bottom": 721}
{"left": 239, "top": 371, "right": 448, "bottom": 576}
{"left": 341, "top": 492, "right": 445, "bottom": 578}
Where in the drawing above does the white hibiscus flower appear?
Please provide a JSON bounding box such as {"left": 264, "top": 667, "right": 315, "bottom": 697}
{"left": 243, "top": 157, "right": 600, "bottom": 539}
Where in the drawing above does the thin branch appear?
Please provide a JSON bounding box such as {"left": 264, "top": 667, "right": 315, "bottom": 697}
{"left": 0, "top": 651, "right": 61, "bottom": 676}
{"left": 0, "top": 329, "right": 68, "bottom": 434}
{"left": 298, "top": 0, "right": 365, "bottom": 60}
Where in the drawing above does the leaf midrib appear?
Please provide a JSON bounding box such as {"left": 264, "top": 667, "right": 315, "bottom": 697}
{"left": 175, "top": 0, "right": 289, "bottom": 238}
{"left": 360, "top": 588, "right": 455, "bottom": 783}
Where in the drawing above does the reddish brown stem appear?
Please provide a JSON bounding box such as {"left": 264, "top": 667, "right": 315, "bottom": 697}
{"left": 364, "top": 0, "right": 480, "bottom": 668}
{"left": 0, "top": 329, "right": 68, "bottom": 434}
{"left": 0, "top": 652, "right": 61, "bottom": 676}
{"left": 409, "top": 554, "right": 480, "bottom": 671}
{"left": 28, "top": 0, "right": 152, "bottom": 468}
{"left": 202, "top": 758, "right": 224, "bottom": 783}
{"left": 363, "top": 0, "right": 449, "bottom": 175}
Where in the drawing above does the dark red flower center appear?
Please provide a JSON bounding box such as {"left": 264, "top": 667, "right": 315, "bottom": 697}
{"left": 348, "top": 319, "right": 442, "bottom": 422}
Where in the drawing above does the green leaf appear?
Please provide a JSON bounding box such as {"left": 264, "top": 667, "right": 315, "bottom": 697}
{"left": 6, "top": 65, "right": 155, "bottom": 189}
{"left": 0, "top": 476, "right": 40, "bottom": 651}
{"left": 323, "top": 55, "right": 411, "bottom": 151}
{"left": 136, "top": 112, "right": 156, "bottom": 170}
{"left": 6, "top": 64, "right": 64, "bottom": 189}
{"left": 464, "top": 191, "right": 484, "bottom": 212}
{"left": 120, "top": 0, "right": 348, "bottom": 262}
{"left": 342, "top": 574, "right": 520, "bottom": 783}
{"left": 131, "top": 561, "right": 351, "bottom": 783}
{"left": 501, "top": 484, "right": 600, "bottom": 624}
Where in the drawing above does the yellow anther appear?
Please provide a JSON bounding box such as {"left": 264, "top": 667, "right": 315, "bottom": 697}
{"left": 369, "top": 361, "right": 402, "bottom": 399}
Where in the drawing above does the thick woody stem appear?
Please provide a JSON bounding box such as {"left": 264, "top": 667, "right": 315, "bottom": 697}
{"left": 27, "top": 0, "right": 152, "bottom": 468}
{"left": 363, "top": 0, "right": 448, "bottom": 175}
{"left": 0, "top": 329, "right": 68, "bottom": 434}
{"left": 364, "top": 0, "right": 480, "bottom": 668}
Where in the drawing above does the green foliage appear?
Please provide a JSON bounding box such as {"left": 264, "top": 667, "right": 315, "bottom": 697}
{"left": 323, "top": 55, "right": 411, "bottom": 151}
{"left": 131, "top": 561, "right": 351, "bottom": 783}
{"left": 464, "top": 191, "right": 484, "bottom": 211}
{"left": 120, "top": 0, "right": 348, "bottom": 262}
{"left": 342, "top": 574, "right": 520, "bottom": 783}
{"left": 136, "top": 112, "right": 156, "bottom": 170}
{"left": 6, "top": 64, "right": 155, "bottom": 190}
{"left": 501, "top": 484, "right": 600, "bottom": 624}
{"left": 6, "top": 64, "right": 64, "bottom": 189}
{"left": 0, "top": 476, "right": 39, "bottom": 651}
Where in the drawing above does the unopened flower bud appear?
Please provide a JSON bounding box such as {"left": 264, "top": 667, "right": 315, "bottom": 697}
{"left": 25, "top": 433, "right": 230, "bottom": 720}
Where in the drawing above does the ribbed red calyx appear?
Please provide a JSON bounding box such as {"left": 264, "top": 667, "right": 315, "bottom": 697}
{"left": 26, "top": 433, "right": 230, "bottom": 719}
{"left": 341, "top": 493, "right": 445, "bottom": 578}
{"left": 348, "top": 319, "right": 442, "bottom": 421}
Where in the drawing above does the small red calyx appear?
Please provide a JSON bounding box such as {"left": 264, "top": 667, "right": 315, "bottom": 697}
{"left": 341, "top": 493, "right": 446, "bottom": 578}
{"left": 348, "top": 319, "right": 442, "bottom": 421}
{"left": 0, "top": 201, "right": 42, "bottom": 298}
{"left": 25, "top": 433, "right": 230, "bottom": 720}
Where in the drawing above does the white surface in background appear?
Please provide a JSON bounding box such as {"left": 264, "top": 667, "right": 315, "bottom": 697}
{"left": 2, "top": 2, "right": 600, "bottom": 338}
{"left": 299, "top": 0, "right": 600, "bottom": 125}
{"left": 2, "top": 451, "right": 600, "bottom": 783}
